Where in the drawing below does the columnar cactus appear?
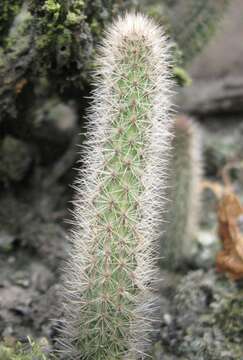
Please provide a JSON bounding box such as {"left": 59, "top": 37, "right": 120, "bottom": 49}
{"left": 60, "top": 13, "right": 173, "bottom": 359}
{"left": 164, "top": 0, "right": 230, "bottom": 64}
{"left": 161, "top": 116, "right": 202, "bottom": 269}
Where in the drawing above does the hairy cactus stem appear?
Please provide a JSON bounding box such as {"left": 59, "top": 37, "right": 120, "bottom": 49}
{"left": 162, "top": 115, "right": 202, "bottom": 269}
{"left": 60, "top": 13, "right": 173, "bottom": 360}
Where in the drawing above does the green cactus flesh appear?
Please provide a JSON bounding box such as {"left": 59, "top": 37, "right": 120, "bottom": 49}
{"left": 78, "top": 40, "right": 152, "bottom": 358}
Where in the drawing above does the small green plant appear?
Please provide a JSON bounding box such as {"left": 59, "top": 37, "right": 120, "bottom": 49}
{"left": 0, "top": 337, "right": 50, "bottom": 360}
{"left": 161, "top": 116, "right": 202, "bottom": 269}
{"left": 60, "top": 13, "right": 173, "bottom": 359}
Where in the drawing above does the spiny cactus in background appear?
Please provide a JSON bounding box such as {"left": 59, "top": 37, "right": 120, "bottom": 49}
{"left": 164, "top": 0, "right": 230, "bottom": 64}
{"left": 161, "top": 116, "right": 202, "bottom": 270}
{"left": 60, "top": 13, "right": 173, "bottom": 360}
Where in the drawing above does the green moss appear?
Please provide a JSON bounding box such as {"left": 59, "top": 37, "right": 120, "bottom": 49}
{"left": 5, "top": 7, "right": 32, "bottom": 61}
{"left": 43, "top": 0, "right": 61, "bottom": 17}
{"left": 66, "top": 11, "right": 85, "bottom": 26}
{"left": 209, "top": 290, "right": 243, "bottom": 359}
{"left": 0, "top": 345, "right": 14, "bottom": 360}
{"left": 66, "top": 0, "right": 85, "bottom": 27}
{"left": 90, "top": 18, "right": 102, "bottom": 34}
{"left": 173, "top": 66, "right": 192, "bottom": 87}
{"left": 161, "top": 271, "right": 243, "bottom": 359}
{"left": 29, "top": 0, "right": 86, "bottom": 85}
{"left": 0, "top": 338, "right": 52, "bottom": 360}
{"left": 214, "top": 293, "right": 243, "bottom": 342}
{"left": 0, "top": 0, "right": 120, "bottom": 126}
{"left": 27, "top": 0, "right": 117, "bottom": 90}
{"left": 0, "top": 48, "right": 5, "bottom": 70}
{"left": 0, "top": 0, "right": 121, "bottom": 124}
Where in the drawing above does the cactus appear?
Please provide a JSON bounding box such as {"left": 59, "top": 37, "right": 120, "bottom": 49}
{"left": 60, "top": 13, "right": 173, "bottom": 360}
{"left": 161, "top": 116, "right": 202, "bottom": 269}
{"left": 164, "top": 0, "right": 230, "bottom": 64}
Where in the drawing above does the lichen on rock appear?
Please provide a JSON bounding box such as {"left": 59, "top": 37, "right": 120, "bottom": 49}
{"left": 159, "top": 270, "right": 243, "bottom": 360}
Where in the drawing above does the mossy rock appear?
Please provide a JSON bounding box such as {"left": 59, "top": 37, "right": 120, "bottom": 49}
{"left": 0, "top": 0, "right": 23, "bottom": 45}
{"left": 160, "top": 270, "right": 243, "bottom": 359}
{"left": 0, "top": 0, "right": 122, "bottom": 124}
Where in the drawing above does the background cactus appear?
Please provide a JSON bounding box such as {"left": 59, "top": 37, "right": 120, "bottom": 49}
{"left": 126, "top": 1, "right": 230, "bottom": 85}
{"left": 163, "top": 0, "right": 230, "bottom": 64}
{"left": 60, "top": 13, "right": 173, "bottom": 359}
{"left": 161, "top": 116, "right": 202, "bottom": 270}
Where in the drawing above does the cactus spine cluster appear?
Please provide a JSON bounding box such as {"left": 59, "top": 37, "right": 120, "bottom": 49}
{"left": 161, "top": 116, "right": 202, "bottom": 269}
{"left": 61, "top": 13, "right": 173, "bottom": 360}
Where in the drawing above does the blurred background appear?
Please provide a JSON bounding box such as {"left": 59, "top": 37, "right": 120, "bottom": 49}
{"left": 1, "top": 1, "right": 243, "bottom": 359}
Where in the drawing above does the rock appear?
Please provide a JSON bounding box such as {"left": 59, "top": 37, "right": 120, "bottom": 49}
{"left": 160, "top": 270, "right": 243, "bottom": 359}
{"left": 0, "top": 0, "right": 122, "bottom": 123}
{"left": 0, "top": 195, "right": 31, "bottom": 236}
{"left": 178, "top": 77, "right": 243, "bottom": 116}
{"left": 0, "top": 285, "right": 34, "bottom": 336}
{"left": 21, "top": 222, "right": 67, "bottom": 269}
{"left": 203, "top": 124, "right": 243, "bottom": 177}
{"left": 10, "top": 271, "right": 30, "bottom": 288}
{"left": 194, "top": 230, "right": 219, "bottom": 269}
{"left": 0, "top": 136, "right": 32, "bottom": 182}
{"left": 31, "top": 284, "right": 61, "bottom": 337}
{"left": 32, "top": 98, "right": 78, "bottom": 164}
{"left": 30, "top": 263, "right": 54, "bottom": 293}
